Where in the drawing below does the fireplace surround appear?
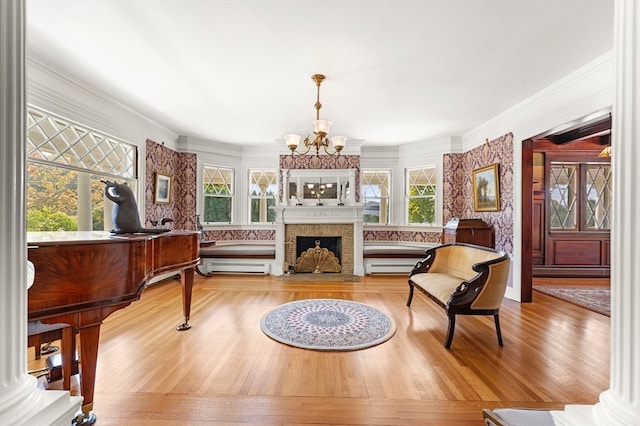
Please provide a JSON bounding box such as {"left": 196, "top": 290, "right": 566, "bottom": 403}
{"left": 272, "top": 205, "right": 365, "bottom": 275}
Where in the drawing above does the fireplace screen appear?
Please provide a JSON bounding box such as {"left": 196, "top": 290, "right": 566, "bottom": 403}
{"left": 294, "top": 236, "right": 342, "bottom": 273}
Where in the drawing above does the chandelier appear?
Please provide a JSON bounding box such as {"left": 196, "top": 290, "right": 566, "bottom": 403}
{"left": 284, "top": 74, "right": 347, "bottom": 156}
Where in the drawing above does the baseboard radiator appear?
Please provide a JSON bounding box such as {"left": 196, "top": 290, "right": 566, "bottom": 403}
{"left": 201, "top": 258, "right": 271, "bottom": 274}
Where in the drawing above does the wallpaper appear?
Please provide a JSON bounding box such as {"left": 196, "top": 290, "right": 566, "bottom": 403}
{"left": 143, "top": 137, "right": 513, "bottom": 253}
{"left": 145, "top": 139, "right": 197, "bottom": 231}
{"left": 363, "top": 229, "right": 442, "bottom": 244}
{"left": 442, "top": 133, "right": 514, "bottom": 253}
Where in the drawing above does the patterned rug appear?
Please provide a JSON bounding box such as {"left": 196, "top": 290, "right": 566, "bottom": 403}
{"left": 260, "top": 298, "right": 396, "bottom": 351}
{"left": 533, "top": 286, "right": 610, "bottom": 317}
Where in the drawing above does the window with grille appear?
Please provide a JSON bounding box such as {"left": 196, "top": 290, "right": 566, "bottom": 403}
{"left": 361, "top": 170, "right": 391, "bottom": 224}
{"left": 26, "top": 106, "right": 137, "bottom": 231}
{"left": 549, "top": 162, "right": 611, "bottom": 231}
{"left": 406, "top": 166, "right": 437, "bottom": 225}
{"left": 585, "top": 165, "right": 611, "bottom": 230}
{"left": 203, "top": 165, "right": 234, "bottom": 223}
{"left": 249, "top": 169, "right": 277, "bottom": 223}
{"left": 549, "top": 164, "right": 578, "bottom": 229}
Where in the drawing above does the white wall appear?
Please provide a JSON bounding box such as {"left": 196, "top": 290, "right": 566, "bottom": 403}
{"left": 26, "top": 50, "right": 615, "bottom": 301}
{"left": 27, "top": 58, "right": 180, "bottom": 215}
{"left": 461, "top": 52, "right": 614, "bottom": 301}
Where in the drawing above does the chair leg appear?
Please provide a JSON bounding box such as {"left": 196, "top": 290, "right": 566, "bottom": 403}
{"left": 494, "top": 313, "right": 504, "bottom": 346}
{"left": 406, "top": 283, "right": 415, "bottom": 306}
{"left": 444, "top": 314, "right": 456, "bottom": 348}
{"left": 34, "top": 336, "right": 42, "bottom": 360}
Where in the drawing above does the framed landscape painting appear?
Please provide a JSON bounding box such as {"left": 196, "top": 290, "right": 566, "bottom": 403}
{"left": 472, "top": 163, "right": 500, "bottom": 212}
{"left": 154, "top": 172, "right": 172, "bottom": 204}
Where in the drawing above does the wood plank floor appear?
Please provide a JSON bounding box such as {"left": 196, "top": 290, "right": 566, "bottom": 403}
{"left": 29, "top": 274, "right": 610, "bottom": 425}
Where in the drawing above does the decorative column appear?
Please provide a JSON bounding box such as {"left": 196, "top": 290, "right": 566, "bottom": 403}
{"left": 552, "top": 1, "right": 640, "bottom": 425}
{"left": 77, "top": 172, "right": 92, "bottom": 231}
{"left": 0, "top": 1, "right": 82, "bottom": 424}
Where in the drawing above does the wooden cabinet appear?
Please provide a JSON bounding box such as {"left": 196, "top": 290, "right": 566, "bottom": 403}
{"left": 442, "top": 218, "right": 494, "bottom": 248}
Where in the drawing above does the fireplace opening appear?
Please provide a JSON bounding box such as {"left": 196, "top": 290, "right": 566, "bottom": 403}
{"left": 294, "top": 236, "right": 342, "bottom": 273}
{"left": 296, "top": 236, "right": 341, "bottom": 263}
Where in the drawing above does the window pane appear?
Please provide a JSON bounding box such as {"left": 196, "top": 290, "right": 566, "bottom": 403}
{"left": 361, "top": 170, "right": 390, "bottom": 224}
{"left": 203, "top": 165, "right": 234, "bottom": 223}
{"left": 251, "top": 198, "right": 276, "bottom": 223}
{"left": 549, "top": 164, "right": 577, "bottom": 229}
{"left": 203, "top": 166, "right": 233, "bottom": 195}
{"left": 250, "top": 170, "right": 277, "bottom": 196}
{"left": 27, "top": 106, "right": 136, "bottom": 179}
{"left": 204, "top": 196, "right": 231, "bottom": 223}
{"left": 27, "top": 162, "right": 134, "bottom": 231}
{"left": 585, "top": 165, "right": 612, "bottom": 230}
{"left": 408, "top": 196, "right": 436, "bottom": 224}
{"left": 406, "top": 166, "right": 437, "bottom": 225}
{"left": 249, "top": 169, "right": 277, "bottom": 223}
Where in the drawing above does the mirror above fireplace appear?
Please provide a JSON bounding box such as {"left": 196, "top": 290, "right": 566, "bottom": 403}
{"left": 282, "top": 169, "right": 356, "bottom": 206}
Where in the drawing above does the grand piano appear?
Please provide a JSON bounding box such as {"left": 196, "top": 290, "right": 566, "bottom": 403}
{"left": 27, "top": 230, "right": 200, "bottom": 424}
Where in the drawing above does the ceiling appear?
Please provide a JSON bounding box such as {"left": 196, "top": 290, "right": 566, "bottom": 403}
{"left": 26, "top": 0, "right": 614, "bottom": 147}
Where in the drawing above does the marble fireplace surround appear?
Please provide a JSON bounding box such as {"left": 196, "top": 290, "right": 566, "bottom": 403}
{"left": 272, "top": 206, "right": 365, "bottom": 276}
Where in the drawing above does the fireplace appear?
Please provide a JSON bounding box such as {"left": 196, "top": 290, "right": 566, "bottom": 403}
{"left": 294, "top": 236, "right": 342, "bottom": 274}
{"left": 296, "top": 237, "right": 341, "bottom": 262}
{"left": 272, "top": 205, "right": 366, "bottom": 276}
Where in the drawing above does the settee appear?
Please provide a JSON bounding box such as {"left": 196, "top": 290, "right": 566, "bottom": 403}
{"left": 407, "top": 243, "right": 511, "bottom": 348}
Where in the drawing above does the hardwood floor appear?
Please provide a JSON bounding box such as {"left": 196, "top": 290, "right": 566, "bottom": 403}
{"left": 29, "top": 274, "right": 610, "bottom": 425}
{"left": 533, "top": 276, "right": 610, "bottom": 287}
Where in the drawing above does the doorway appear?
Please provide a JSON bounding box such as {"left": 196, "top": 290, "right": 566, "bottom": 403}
{"left": 521, "top": 114, "right": 611, "bottom": 302}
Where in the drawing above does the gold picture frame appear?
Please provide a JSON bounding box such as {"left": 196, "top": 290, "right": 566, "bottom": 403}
{"left": 154, "top": 172, "right": 172, "bottom": 204}
{"left": 472, "top": 163, "right": 500, "bottom": 212}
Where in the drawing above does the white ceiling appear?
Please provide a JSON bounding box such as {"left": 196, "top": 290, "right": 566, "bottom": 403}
{"left": 26, "top": 0, "right": 614, "bottom": 147}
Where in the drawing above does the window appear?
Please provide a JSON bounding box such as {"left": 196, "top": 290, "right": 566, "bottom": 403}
{"left": 203, "top": 165, "right": 233, "bottom": 223}
{"left": 549, "top": 164, "right": 577, "bottom": 229}
{"left": 249, "top": 169, "right": 277, "bottom": 223}
{"left": 585, "top": 164, "right": 612, "bottom": 230}
{"left": 549, "top": 162, "right": 611, "bottom": 231}
{"left": 26, "top": 107, "right": 137, "bottom": 231}
{"left": 361, "top": 170, "right": 391, "bottom": 224}
{"left": 406, "top": 166, "right": 437, "bottom": 225}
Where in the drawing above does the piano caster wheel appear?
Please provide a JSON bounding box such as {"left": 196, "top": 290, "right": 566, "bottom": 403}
{"left": 176, "top": 321, "right": 191, "bottom": 331}
{"left": 73, "top": 412, "right": 96, "bottom": 426}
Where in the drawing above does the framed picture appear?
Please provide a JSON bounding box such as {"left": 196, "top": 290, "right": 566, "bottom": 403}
{"left": 472, "top": 163, "right": 500, "bottom": 212}
{"left": 154, "top": 172, "right": 172, "bottom": 204}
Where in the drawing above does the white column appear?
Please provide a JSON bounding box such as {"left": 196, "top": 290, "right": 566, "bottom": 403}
{"left": 273, "top": 207, "right": 285, "bottom": 275}
{"left": 0, "top": 1, "right": 82, "bottom": 425}
{"left": 552, "top": 1, "right": 640, "bottom": 425}
{"left": 77, "top": 172, "right": 92, "bottom": 231}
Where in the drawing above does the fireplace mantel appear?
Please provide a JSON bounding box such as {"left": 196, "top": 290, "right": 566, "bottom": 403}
{"left": 271, "top": 205, "right": 366, "bottom": 276}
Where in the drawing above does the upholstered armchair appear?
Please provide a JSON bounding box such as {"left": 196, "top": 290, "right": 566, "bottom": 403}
{"left": 407, "top": 243, "right": 511, "bottom": 348}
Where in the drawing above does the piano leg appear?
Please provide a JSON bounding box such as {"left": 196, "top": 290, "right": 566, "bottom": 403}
{"left": 61, "top": 325, "right": 74, "bottom": 390}
{"left": 74, "top": 323, "right": 101, "bottom": 425}
{"left": 176, "top": 267, "right": 194, "bottom": 331}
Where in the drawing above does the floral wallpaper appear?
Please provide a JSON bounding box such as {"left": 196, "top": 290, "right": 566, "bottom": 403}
{"left": 202, "top": 229, "right": 275, "bottom": 241}
{"left": 143, "top": 138, "right": 513, "bottom": 253}
{"left": 443, "top": 133, "right": 514, "bottom": 253}
{"left": 363, "top": 229, "right": 441, "bottom": 244}
{"left": 145, "top": 139, "right": 197, "bottom": 231}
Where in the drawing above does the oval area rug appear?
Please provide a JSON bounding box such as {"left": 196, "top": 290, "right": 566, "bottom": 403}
{"left": 260, "top": 298, "right": 396, "bottom": 351}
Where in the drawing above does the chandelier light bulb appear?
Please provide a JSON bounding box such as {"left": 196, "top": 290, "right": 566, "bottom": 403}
{"left": 314, "top": 120, "right": 332, "bottom": 134}
{"left": 284, "top": 134, "right": 301, "bottom": 149}
{"left": 331, "top": 136, "right": 347, "bottom": 149}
